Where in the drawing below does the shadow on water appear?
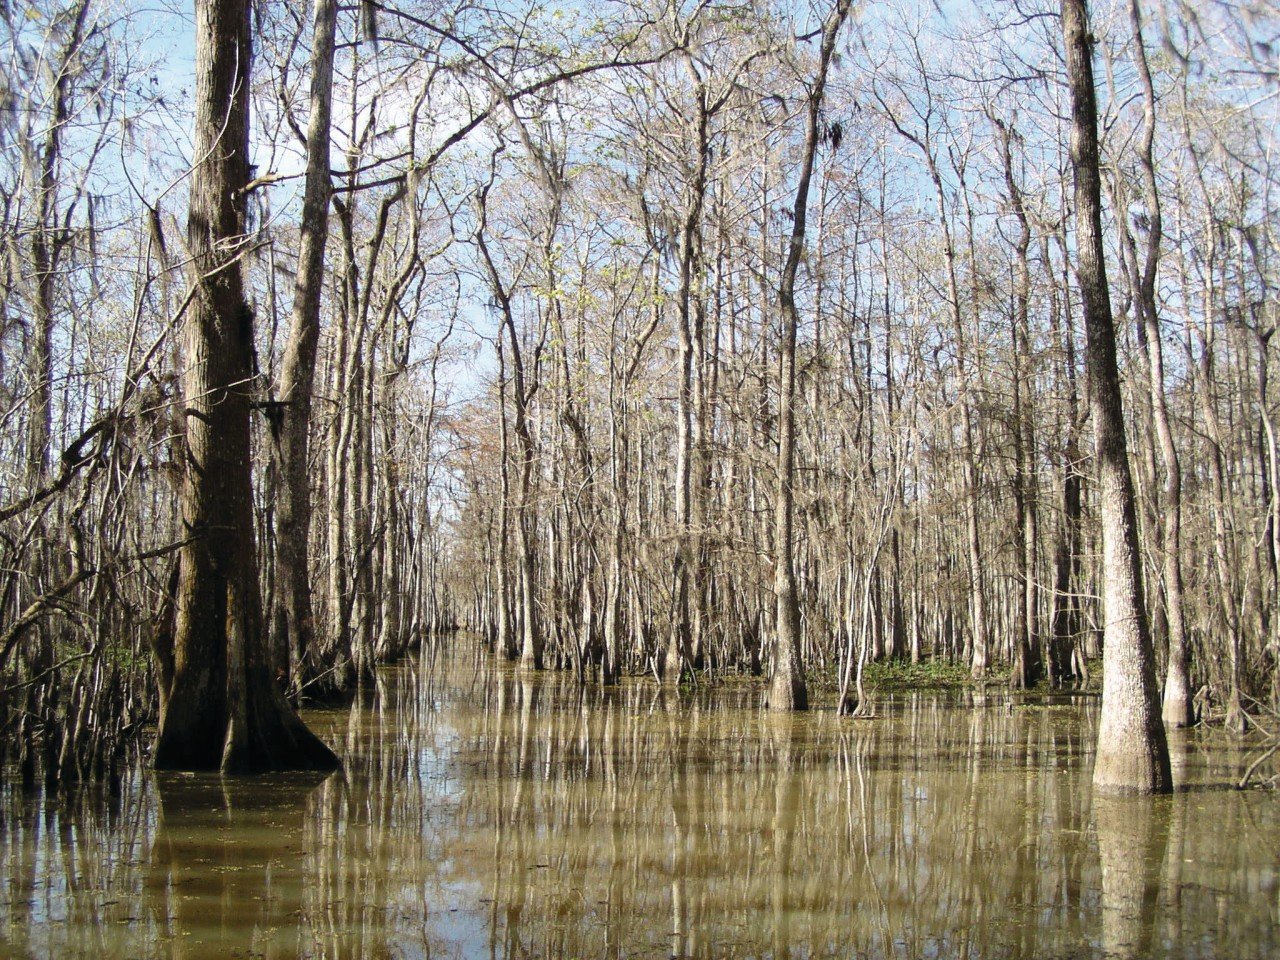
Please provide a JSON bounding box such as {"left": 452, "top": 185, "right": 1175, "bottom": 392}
{"left": 2, "top": 640, "right": 1280, "bottom": 958}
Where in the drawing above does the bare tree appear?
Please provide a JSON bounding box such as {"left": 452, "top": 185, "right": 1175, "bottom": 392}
{"left": 769, "top": 0, "right": 853, "bottom": 711}
{"left": 1060, "top": 0, "right": 1170, "bottom": 794}
{"left": 152, "top": 0, "right": 338, "bottom": 772}
{"left": 269, "top": 0, "right": 338, "bottom": 690}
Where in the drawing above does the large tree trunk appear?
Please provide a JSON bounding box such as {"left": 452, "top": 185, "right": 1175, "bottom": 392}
{"left": 768, "top": 0, "right": 852, "bottom": 711}
{"left": 270, "top": 0, "right": 337, "bottom": 690}
{"left": 1060, "top": 0, "right": 1170, "bottom": 794}
{"left": 153, "top": 0, "right": 338, "bottom": 774}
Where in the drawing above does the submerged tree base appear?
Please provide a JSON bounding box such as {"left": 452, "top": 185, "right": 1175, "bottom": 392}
{"left": 767, "top": 670, "right": 809, "bottom": 711}
{"left": 1092, "top": 730, "right": 1173, "bottom": 796}
{"left": 155, "top": 667, "right": 340, "bottom": 775}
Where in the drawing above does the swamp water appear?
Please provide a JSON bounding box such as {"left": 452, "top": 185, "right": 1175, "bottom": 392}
{"left": 2, "top": 644, "right": 1278, "bottom": 959}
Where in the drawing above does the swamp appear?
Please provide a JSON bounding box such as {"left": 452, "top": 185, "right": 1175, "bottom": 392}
{"left": 2, "top": 0, "right": 1280, "bottom": 956}
{"left": 3, "top": 644, "right": 1279, "bottom": 958}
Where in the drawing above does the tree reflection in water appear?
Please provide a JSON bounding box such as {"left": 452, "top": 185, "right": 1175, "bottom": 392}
{"left": 1094, "top": 795, "right": 1169, "bottom": 960}
{"left": 147, "top": 772, "right": 330, "bottom": 959}
{"left": 2, "top": 644, "right": 1279, "bottom": 958}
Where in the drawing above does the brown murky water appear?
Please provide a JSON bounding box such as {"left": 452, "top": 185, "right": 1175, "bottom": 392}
{"left": 2, "top": 644, "right": 1278, "bottom": 958}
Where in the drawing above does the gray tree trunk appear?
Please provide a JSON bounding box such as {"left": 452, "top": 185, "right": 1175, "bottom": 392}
{"left": 270, "top": 0, "right": 337, "bottom": 690}
{"left": 1061, "top": 0, "right": 1171, "bottom": 794}
{"left": 769, "top": 0, "right": 852, "bottom": 711}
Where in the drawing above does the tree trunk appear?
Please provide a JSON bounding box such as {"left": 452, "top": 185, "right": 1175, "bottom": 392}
{"left": 768, "top": 0, "right": 852, "bottom": 711}
{"left": 497, "top": 340, "right": 517, "bottom": 660}
{"left": 153, "top": 0, "right": 338, "bottom": 774}
{"left": 1045, "top": 230, "right": 1087, "bottom": 686}
{"left": 270, "top": 0, "right": 337, "bottom": 691}
{"left": 1061, "top": 0, "right": 1170, "bottom": 794}
{"left": 476, "top": 178, "right": 541, "bottom": 670}
{"left": 1119, "top": 0, "right": 1193, "bottom": 728}
{"left": 996, "top": 117, "right": 1041, "bottom": 690}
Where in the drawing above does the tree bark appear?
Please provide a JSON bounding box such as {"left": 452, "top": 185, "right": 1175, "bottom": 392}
{"left": 270, "top": 0, "right": 337, "bottom": 691}
{"left": 996, "top": 117, "right": 1041, "bottom": 690}
{"left": 153, "top": 0, "right": 338, "bottom": 773}
{"left": 1061, "top": 0, "right": 1170, "bottom": 794}
{"left": 769, "top": 0, "right": 852, "bottom": 711}
{"left": 1117, "top": 0, "right": 1193, "bottom": 728}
